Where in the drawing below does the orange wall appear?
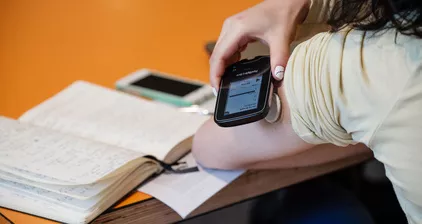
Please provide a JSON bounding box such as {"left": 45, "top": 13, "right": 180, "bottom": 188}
{"left": 0, "top": 0, "right": 260, "bottom": 119}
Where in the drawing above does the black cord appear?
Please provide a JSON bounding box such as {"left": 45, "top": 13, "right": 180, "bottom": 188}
{"left": 143, "top": 155, "right": 199, "bottom": 174}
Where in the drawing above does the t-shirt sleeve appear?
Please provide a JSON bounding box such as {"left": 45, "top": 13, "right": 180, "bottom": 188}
{"left": 283, "top": 31, "right": 357, "bottom": 147}
{"left": 283, "top": 28, "right": 410, "bottom": 148}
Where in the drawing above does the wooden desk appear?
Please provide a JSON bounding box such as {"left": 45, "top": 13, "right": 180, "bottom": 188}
{"left": 0, "top": 1, "right": 373, "bottom": 223}
{"left": 92, "top": 152, "right": 371, "bottom": 224}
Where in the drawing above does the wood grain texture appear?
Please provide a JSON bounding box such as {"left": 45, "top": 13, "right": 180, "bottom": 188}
{"left": 0, "top": 212, "right": 12, "bottom": 224}
{"left": 93, "top": 152, "right": 372, "bottom": 224}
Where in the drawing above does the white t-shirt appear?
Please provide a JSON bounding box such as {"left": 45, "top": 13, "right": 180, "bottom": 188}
{"left": 286, "top": 1, "right": 422, "bottom": 223}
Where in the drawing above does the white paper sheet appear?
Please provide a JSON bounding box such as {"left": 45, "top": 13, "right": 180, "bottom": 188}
{"left": 138, "top": 153, "right": 244, "bottom": 218}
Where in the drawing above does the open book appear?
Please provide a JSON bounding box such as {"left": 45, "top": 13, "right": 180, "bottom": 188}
{"left": 0, "top": 81, "right": 209, "bottom": 224}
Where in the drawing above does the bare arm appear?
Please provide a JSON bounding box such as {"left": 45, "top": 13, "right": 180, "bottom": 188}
{"left": 192, "top": 84, "right": 311, "bottom": 170}
{"left": 192, "top": 84, "right": 372, "bottom": 170}
{"left": 192, "top": 117, "right": 371, "bottom": 170}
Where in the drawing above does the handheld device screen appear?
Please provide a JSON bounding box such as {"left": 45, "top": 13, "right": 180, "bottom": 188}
{"left": 224, "top": 74, "right": 263, "bottom": 115}
{"left": 131, "top": 73, "right": 202, "bottom": 97}
{"left": 214, "top": 55, "right": 272, "bottom": 127}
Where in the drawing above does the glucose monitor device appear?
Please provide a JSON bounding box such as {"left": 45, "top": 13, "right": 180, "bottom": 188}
{"left": 214, "top": 56, "right": 281, "bottom": 127}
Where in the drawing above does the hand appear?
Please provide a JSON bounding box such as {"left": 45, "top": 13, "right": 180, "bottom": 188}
{"left": 209, "top": 0, "right": 310, "bottom": 91}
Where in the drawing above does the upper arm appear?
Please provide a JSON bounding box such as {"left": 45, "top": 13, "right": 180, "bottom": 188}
{"left": 192, "top": 29, "right": 368, "bottom": 170}
{"left": 192, "top": 83, "right": 313, "bottom": 170}
{"left": 193, "top": 31, "right": 338, "bottom": 170}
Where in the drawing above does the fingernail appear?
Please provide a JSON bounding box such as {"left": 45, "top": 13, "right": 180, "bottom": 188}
{"left": 212, "top": 88, "right": 218, "bottom": 97}
{"left": 274, "top": 66, "right": 285, "bottom": 80}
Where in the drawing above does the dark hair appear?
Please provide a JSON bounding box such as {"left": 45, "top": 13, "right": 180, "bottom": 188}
{"left": 328, "top": 0, "right": 422, "bottom": 38}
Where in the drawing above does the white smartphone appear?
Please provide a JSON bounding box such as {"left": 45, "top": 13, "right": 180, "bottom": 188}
{"left": 115, "top": 69, "right": 214, "bottom": 107}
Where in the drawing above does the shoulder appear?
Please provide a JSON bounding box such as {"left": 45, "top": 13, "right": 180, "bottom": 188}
{"left": 366, "top": 33, "right": 422, "bottom": 224}
{"left": 361, "top": 30, "right": 422, "bottom": 146}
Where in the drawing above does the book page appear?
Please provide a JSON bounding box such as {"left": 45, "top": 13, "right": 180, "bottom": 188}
{"left": 0, "top": 164, "right": 73, "bottom": 185}
{"left": 0, "top": 185, "right": 84, "bottom": 224}
{"left": 19, "top": 81, "right": 209, "bottom": 160}
{"left": 138, "top": 153, "right": 244, "bottom": 218}
{"left": 0, "top": 163, "right": 155, "bottom": 212}
{"left": 0, "top": 117, "right": 146, "bottom": 185}
{"left": 0, "top": 178, "right": 99, "bottom": 212}
{"left": 0, "top": 169, "right": 119, "bottom": 199}
{"left": 0, "top": 163, "right": 158, "bottom": 224}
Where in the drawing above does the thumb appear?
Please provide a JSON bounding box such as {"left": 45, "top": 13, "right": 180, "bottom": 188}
{"left": 268, "top": 36, "right": 291, "bottom": 81}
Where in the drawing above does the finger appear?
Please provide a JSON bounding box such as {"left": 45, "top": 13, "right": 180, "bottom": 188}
{"left": 267, "top": 33, "right": 292, "bottom": 81}
{"left": 210, "top": 33, "right": 251, "bottom": 90}
{"left": 227, "top": 51, "right": 241, "bottom": 66}
{"left": 209, "top": 32, "right": 229, "bottom": 91}
{"left": 210, "top": 51, "right": 241, "bottom": 97}
{"left": 238, "top": 44, "right": 248, "bottom": 53}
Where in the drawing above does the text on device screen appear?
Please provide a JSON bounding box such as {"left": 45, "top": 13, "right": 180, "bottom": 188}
{"left": 131, "top": 73, "right": 202, "bottom": 97}
{"left": 224, "top": 75, "right": 262, "bottom": 115}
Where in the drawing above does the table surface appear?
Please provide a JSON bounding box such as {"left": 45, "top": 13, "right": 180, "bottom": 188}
{"left": 0, "top": 1, "right": 373, "bottom": 223}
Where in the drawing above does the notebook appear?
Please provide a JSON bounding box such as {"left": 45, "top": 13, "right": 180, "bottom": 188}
{"left": 0, "top": 81, "right": 209, "bottom": 224}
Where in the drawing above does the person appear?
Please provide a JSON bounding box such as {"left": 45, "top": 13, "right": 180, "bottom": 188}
{"left": 191, "top": 0, "right": 422, "bottom": 223}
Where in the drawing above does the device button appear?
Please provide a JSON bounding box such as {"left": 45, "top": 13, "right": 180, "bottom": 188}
{"left": 265, "top": 93, "right": 281, "bottom": 123}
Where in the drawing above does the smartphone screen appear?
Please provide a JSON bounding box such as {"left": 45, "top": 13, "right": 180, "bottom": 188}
{"left": 130, "top": 73, "right": 202, "bottom": 97}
